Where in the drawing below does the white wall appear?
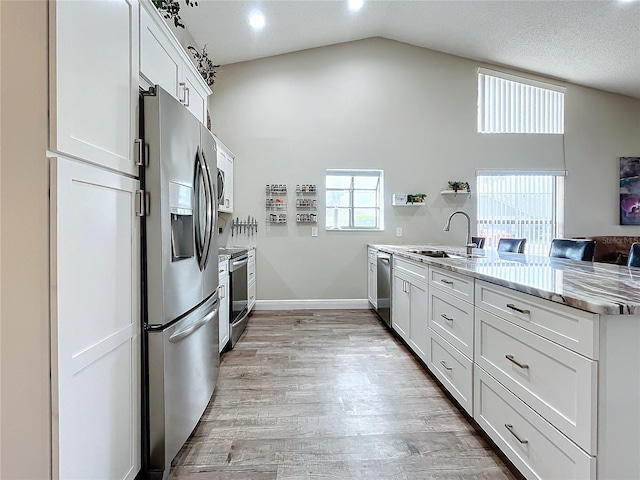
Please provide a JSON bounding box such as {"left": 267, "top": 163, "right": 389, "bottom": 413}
{"left": 209, "top": 37, "right": 640, "bottom": 302}
{"left": 0, "top": 1, "right": 51, "bottom": 478}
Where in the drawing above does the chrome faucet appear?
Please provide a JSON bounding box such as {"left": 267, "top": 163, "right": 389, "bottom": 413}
{"left": 443, "top": 210, "right": 475, "bottom": 255}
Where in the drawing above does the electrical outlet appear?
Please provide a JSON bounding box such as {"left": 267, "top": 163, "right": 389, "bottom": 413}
{"left": 396, "top": 227, "right": 403, "bottom": 237}
{"left": 311, "top": 227, "right": 318, "bottom": 237}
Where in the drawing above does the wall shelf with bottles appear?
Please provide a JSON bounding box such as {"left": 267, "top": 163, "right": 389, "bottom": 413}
{"left": 295, "top": 184, "right": 317, "bottom": 222}
{"left": 266, "top": 184, "right": 288, "bottom": 224}
{"left": 296, "top": 213, "right": 317, "bottom": 223}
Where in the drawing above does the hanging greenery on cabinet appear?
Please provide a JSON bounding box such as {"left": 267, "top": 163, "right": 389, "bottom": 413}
{"left": 153, "top": 0, "right": 198, "bottom": 29}
{"left": 187, "top": 45, "right": 220, "bottom": 89}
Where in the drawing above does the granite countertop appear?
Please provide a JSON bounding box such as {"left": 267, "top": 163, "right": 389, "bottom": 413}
{"left": 371, "top": 244, "right": 640, "bottom": 316}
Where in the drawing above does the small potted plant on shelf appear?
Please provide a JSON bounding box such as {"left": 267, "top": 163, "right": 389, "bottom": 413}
{"left": 447, "top": 181, "right": 470, "bottom": 193}
{"left": 407, "top": 193, "right": 427, "bottom": 203}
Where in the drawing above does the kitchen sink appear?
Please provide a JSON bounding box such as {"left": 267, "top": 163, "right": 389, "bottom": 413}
{"left": 407, "top": 249, "right": 483, "bottom": 259}
{"left": 408, "top": 249, "right": 451, "bottom": 257}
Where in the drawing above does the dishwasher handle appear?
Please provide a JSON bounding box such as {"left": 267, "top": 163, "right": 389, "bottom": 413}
{"left": 377, "top": 254, "right": 391, "bottom": 263}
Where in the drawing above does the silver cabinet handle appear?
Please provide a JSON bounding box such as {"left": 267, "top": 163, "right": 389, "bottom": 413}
{"left": 440, "top": 360, "right": 452, "bottom": 371}
{"left": 440, "top": 279, "right": 454, "bottom": 285}
{"left": 179, "top": 82, "right": 186, "bottom": 103}
{"left": 184, "top": 86, "right": 190, "bottom": 107}
{"left": 219, "top": 285, "right": 225, "bottom": 299}
{"left": 505, "top": 423, "right": 528, "bottom": 444}
{"left": 505, "top": 354, "right": 529, "bottom": 369}
{"left": 441, "top": 314, "right": 454, "bottom": 322}
{"left": 507, "top": 303, "right": 531, "bottom": 315}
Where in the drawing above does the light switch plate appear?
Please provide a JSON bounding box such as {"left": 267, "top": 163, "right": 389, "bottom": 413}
{"left": 396, "top": 227, "right": 403, "bottom": 237}
{"left": 311, "top": 226, "right": 318, "bottom": 237}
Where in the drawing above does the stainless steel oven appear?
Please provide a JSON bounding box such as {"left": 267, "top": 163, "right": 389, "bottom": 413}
{"left": 219, "top": 247, "right": 249, "bottom": 348}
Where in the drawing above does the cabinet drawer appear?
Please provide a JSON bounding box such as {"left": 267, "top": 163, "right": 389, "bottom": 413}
{"left": 218, "top": 259, "right": 228, "bottom": 277}
{"left": 368, "top": 247, "right": 378, "bottom": 260}
{"left": 248, "top": 250, "right": 256, "bottom": 280}
{"left": 428, "top": 332, "right": 473, "bottom": 415}
{"left": 430, "top": 266, "right": 474, "bottom": 302}
{"left": 429, "top": 288, "right": 474, "bottom": 359}
{"left": 475, "top": 280, "right": 598, "bottom": 359}
{"left": 394, "top": 257, "right": 427, "bottom": 283}
{"left": 474, "top": 367, "right": 595, "bottom": 480}
{"left": 475, "top": 308, "right": 597, "bottom": 454}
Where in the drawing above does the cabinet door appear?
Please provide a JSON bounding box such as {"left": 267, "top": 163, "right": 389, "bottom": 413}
{"left": 217, "top": 142, "right": 234, "bottom": 213}
{"left": 50, "top": 0, "right": 139, "bottom": 176}
{"left": 183, "top": 67, "right": 208, "bottom": 124}
{"left": 408, "top": 281, "right": 429, "bottom": 362}
{"left": 139, "top": 2, "right": 182, "bottom": 101}
{"left": 50, "top": 157, "right": 140, "bottom": 480}
{"left": 392, "top": 273, "right": 410, "bottom": 341}
{"left": 368, "top": 259, "right": 377, "bottom": 308}
{"left": 219, "top": 273, "right": 229, "bottom": 352}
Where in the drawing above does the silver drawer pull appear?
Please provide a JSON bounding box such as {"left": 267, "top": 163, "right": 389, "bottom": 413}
{"left": 440, "top": 279, "right": 454, "bottom": 285}
{"left": 505, "top": 423, "right": 528, "bottom": 444}
{"left": 506, "top": 303, "right": 531, "bottom": 315}
{"left": 505, "top": 354, "right": 529, "bottom": 370}
{"left": 440, "top": 360, "right": 452, "bottom": 371}
{"left": 440, "top": 314, "right": 454, "bottom": 322}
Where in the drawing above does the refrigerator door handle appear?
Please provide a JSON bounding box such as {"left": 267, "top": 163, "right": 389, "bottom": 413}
{"left": 195, "top": 146, "right": 213, "bottom": 271}
{"left": 169, "top": 303, "right": 219, "bottom": 343}
{"left": 201, "top": 149, "right": 217, "bottom": 271}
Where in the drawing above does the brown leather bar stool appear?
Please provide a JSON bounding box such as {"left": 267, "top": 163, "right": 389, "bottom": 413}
{"left": 549, "top": 239, "right": 595, "bottom": 261}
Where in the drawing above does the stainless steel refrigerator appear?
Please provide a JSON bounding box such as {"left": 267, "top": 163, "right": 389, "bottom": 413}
{"left": 140, "top": 85, "right": 219, "bottom": 480}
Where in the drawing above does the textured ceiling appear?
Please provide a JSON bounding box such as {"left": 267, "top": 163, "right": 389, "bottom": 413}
{"left": 180, "top": 0, "right": 640, "bottom": 99}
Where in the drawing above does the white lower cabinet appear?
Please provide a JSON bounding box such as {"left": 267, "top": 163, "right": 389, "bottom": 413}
{"left": 248, "top": 249, "right": 256, "bottom": 312}
{"left": 50, "top": 157, "right": 140, "bottom": 480}
{"left": 475, "top": 367, "right": 595, "bottom": 480}
{"left": 368, "top": 247, "right": 377, "bottom": 308}
{"left": 391, "top": 258, "right": 429, "bottom": 362}
{"left": 475, "top": 307, "right": 597, "bottom": 454}
{"left": 218, "top": 259, "right": 229, "bottom": 352}
{"left": 428, "top": 331, "right": 473, "bottom": 414}
{"left": 370, "top": 249, "right": 640, "bottom": 479}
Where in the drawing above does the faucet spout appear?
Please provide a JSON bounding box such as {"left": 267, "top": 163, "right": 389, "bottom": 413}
{"left": 443, "top": 210, "right": 473, "bottom": 254}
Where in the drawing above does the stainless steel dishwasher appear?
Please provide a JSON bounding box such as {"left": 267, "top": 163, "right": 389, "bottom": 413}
{"left": 376, "top": 253, "right": 392, "bottom": 327}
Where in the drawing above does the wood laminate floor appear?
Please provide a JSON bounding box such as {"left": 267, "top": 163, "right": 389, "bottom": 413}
{"left": 169, "top": 309, "right": 517, "bottom": 480}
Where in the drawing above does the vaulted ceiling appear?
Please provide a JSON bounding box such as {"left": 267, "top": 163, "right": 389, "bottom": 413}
{"left": 180, "top": 0, "right": 640, "bottom": 99}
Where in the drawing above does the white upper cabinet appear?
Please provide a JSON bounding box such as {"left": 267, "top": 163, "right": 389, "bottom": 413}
{"left": 216, "top": 137, "right": 234, "bottom": 213}
{"left": 49, "top": 0, "right": 139, "bottom": 176}
{"left": 139, "top": 0, "right": 211, "bottom": 124}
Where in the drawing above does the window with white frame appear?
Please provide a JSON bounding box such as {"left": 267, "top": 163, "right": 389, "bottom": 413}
{"left": 476, "top": 172, "right": 564, "bottom": 255}
{"left": 478, "top": 68, "right": 565, "bottom": 134}
{"left": 326, "top": 169, "right": 383, "bottom": 230}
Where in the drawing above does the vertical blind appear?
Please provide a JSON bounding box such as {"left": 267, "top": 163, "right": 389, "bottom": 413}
{"left": 476, "top": 173, "right": 564, "bottom": 256}
{"left": 478, "top": 68, "right": 565, "bottom": 134}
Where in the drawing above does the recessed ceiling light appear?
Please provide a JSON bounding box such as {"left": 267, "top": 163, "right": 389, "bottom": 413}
{"left": 348, "top": 0, "right": 364, "bottom": 12}
{"left": 249, "top": 11, "right": 265, "bottom": 30}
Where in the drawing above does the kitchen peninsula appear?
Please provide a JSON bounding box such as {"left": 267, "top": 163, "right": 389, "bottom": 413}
{"left": 370, "top": 244, "right": 640, "bottom": 480}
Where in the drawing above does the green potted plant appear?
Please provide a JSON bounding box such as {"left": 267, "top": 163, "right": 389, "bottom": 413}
{"left": 407, "top": 193, "right": 427, "bottom": 203}
{"left": 447, "top": 181, "right": 471, "bottom": 194}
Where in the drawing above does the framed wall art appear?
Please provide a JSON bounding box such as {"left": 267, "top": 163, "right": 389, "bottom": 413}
{"left": 620, "top": 156, "right": 640, "bottom": 225}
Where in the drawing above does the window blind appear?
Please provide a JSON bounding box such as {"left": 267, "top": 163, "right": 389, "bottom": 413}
{"left": 478, "top": 68, "right": 565, "bottom": 134}
{"left": 476, "top": 173, "right": 564, "bottom": 255}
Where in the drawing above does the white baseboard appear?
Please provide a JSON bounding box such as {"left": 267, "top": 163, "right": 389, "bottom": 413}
{"left": 254, "top": 299, "right": 371, "bottom": 310}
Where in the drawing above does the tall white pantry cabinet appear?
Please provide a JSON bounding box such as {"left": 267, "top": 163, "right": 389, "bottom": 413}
{"left": 48, "top": 1, "right": 141, "bottom": 479}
